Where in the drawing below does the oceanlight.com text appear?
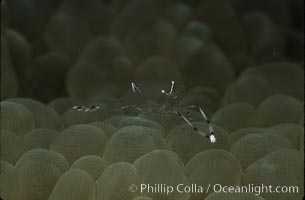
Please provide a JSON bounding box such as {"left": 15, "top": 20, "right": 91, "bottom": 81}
{"left": 128, "top": 183, "right": 299, "bottom": 196}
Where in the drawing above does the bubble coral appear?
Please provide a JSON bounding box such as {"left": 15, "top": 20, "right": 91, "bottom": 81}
{"left": 185, "top": 149, "right": 242, "bottom": 199}
{"left": 16, "top": 149, "right": 70, "bottom": 200}
{"left": 243, "top": 149, "right": 304, "bottom": 200}
{"left": 51, "top": 124, "right": 108, "bottom": 163}
{"left": 96, "top": 162, "right": 140, "bottom": 200}
{"left": 242, "top": 62, "right": 304, "bottom": 100}
{"left": 0, "top": 130, "right": 27, "bottom": 165}
{"left": 243, "top": 149, "right": 304, "bottom": 183}
{"left": 48, "top": 97, "right": 81, "bottom": 115}
{"left": 135, "top": 56, "right": 182, "bottom": 83}
{"left": 7, "top": 98, "right": 65, "bottom": 131}
{"left": 114, "top": 116, "right": 165, "bottom": 134}
{"left": 212, "top": 103, "right": 257, "bottom": 133}
{"left": 103, "top": 125, "right": 167, "bottom": 164}
{"left": 195, "top": 0, "right": 248, "bottom": 55}
{"left": 256, "top": 95, "right": 303, "bottom": 127}
{"left": 48, "top": 169, "right": 96, "bottom": 200}
{"left": 24, "top": 128, "right": 59, "bottom": 149}
{"left": 229, "top": 128, "right": 264, "bottom": 146}
{"left": 222, "top": 75, "right": 272, "bottom": 107}
{"left": 180, "top": 41, "right": 234, "bottom": 92}
{"left": 90, "top": 121, "right": 118, "bottom": 140}
{"left": 133, "top": 150, "right": 190, "bottom": 200}
{"left": 71, "top": 155, "right": 108, "bottom": 181}
{"left": 167, "top": 122, "right": 230, "bottom": 163}
{"left": 266, "top": 123, "right": 304, "bottom": 150}
{"left": 230, "top": 133, "right": 295, "bottom": 169}
{"left": 0, "top": 161, "right": 22, "bottom": 200}
{"left": 1, "top": 101, "right": 35, "bottom": 137}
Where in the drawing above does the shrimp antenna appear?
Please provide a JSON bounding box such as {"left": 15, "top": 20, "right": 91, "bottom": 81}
{"left": 131, "top": 82, "right": 142, "bottom": 93}
{"left": 161, "top": 81, "right": 175, "bottom": 96}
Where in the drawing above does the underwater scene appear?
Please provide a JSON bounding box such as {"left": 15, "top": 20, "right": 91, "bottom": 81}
{"left": 1, "top": 0, "right": 304, "bottom": 200}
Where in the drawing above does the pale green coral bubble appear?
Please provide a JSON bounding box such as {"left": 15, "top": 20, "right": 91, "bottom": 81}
{"left": 71, "top": 155, "right": 108, "bottom": 181}
{"left": 230, "top": 133, "right": 295, "bottom": 169}
{"left": 103, "top": 125, "right": 167, "bottom": 164}
{"left": 243, "top": 149, "right": 304, "bottom": 185}
{"left": 96, "top": 162, "right": 140, "bottom": 200}
{"left": 48, "top": 97, "right": 81, "bottom": 115}
{"left": 0, "top": 161, "right": 22, "bottom": 200}
{"left": 24, "top": 128, "right": 59, "bottom": 150}
{"left": 230, "top": 134, "right": 269, "bottom": 169}
{"left": 116, "top": 116, "right": 165, "bottom": 134}
{"left": 256, "top": 95, "right": 303, "bottom": 127}
{"left": 229, "top": 128, "right": 264, "bottom": 146}
{"left": 222, "top": 75, "right": 272, "bottom": 107}
{"left": 212, "top": 103, "right": 257, "bottom": 133}
{"left": 243, "top": 149, "right": 304, "bottom": 200}
{"left": 91, "top": 121, "right": 118, "bottom": 140}
{"left": 1, "top": 101, "right": 35, "bottom": 137}
{"left": 133, "top": 150, "right": 190, "bottom": 200}
{"left": 7, "top": 98, "right": 65, "bottom": 131}
{"left": 1, "top": 130, "right": 27, "bottom": 165}
{"left": 51, "top": 124, "right": 108, "bottom": 164}
{"left": 180, "top": 41, "right": 234, "bottom": 92}
{"left": 242, "top": 62, "right": 304, "bottom": 100}
{"left": 48, "top": 169, "right": 96, "bottom": 200}
{"left": 167, "top": 122, "right": 230, "bottom": 163}
{"left": 16, "top": 149, "right": 70, "bottom": 200}
{"left": 186, "top": 149, "right": 242, "bottom": 200}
